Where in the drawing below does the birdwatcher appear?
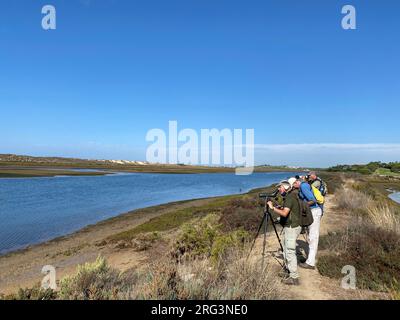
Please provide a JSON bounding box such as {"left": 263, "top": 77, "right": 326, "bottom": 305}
{"left": 307, "top": 171, "right": 327, "bottom": 195}
{"left": 267, "top": 180, "right": 301, "bottom": 285}
{"left": 292, "top": 178, "right": 323, "bottom": 270}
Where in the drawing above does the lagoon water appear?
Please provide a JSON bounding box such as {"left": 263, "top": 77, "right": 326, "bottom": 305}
{"left": 0, "top": 172, "right": 297, "bottom": 255}
{"left": 389, "top": 192, "right": 400, "bottom": 204}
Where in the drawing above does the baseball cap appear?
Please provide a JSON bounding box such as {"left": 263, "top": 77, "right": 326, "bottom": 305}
{"left": 277, "top": 180, "right": 291, "bottom": 191}
{"left": 288, "top": 177, "right": 297, "bottom": 187}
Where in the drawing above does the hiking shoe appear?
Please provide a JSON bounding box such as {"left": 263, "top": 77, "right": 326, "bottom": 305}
{"left": 278, "top": 269, "right": 289, "bottom": 278}
{"left": 281, "top": 277, "right": 300, "bottom": 286}
{"left": 297, "top": 255, "right": 307, "bottom": 263}
{"left": 299, "top": 262, "right": 315, "bottom": 270}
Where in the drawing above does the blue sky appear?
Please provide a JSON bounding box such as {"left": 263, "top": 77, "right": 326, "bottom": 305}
{"left": 1, "top": 0, "right": 399, "bottom": 167}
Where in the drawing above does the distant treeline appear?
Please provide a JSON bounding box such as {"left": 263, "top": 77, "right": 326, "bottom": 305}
{"left": 327, "top": 161, "right": 400, "bottom": 175}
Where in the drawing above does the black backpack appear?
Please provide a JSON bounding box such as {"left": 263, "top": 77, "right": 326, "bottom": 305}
{"left": 296, "top": 195, "right": 314, "bottom": 227}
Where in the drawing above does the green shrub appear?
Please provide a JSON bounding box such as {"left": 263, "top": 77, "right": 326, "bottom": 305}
{"left": 173, "top": 214, "right": 221, "bottom": 261}
{"left": 389, "top": 279, "right": 400, "bottom": 300}
{"left": 219, "top": 197, "right": 262, "bottom": 233}
{"left": 2, "top": 283, "right": 57, "bottom": 300}
{"left": 58, "top": 256, "right": 135, "bottom": 300}
{"left": 172, "top": 214, "right": 251, "bottom": 264}
{"left": 210, "top": 229, "right": 250, "bottom": 263}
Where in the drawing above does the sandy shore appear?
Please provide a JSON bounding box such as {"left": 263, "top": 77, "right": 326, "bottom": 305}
{"left": 0, "top": 197, "right": 217, "bottom": 295}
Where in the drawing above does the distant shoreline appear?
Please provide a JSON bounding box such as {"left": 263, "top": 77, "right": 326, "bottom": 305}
{"left": 0, "top": 164, "right": 304, "bottom": 178}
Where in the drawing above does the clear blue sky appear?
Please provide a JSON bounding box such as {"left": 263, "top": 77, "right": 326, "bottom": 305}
{"left": 1, "top": 0, "right": 399, "bottom": 167}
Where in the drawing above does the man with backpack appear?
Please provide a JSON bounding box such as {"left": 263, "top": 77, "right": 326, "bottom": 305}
{"left": 267, "top": 180, "right": 301, "bottom": 285}
{"left": 307, "top": 172, "right": 327, "bottom": 195}
{"left": 307, "top": 172, "right": 327, "bottom": 212}
{"left": 292, "top": 177, "right": 323, "bottom": 270}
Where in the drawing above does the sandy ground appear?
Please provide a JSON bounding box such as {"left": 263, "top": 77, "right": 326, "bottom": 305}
{"left": 0, "top": 198, "right": 214, "bottom": 294}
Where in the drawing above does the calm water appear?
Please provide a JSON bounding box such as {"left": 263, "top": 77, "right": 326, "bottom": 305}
{"left": 389, "top": 192, "right": 400, "bottom": 204}
{"left": 0, "top": 172, "right": 297, "bottom": 255}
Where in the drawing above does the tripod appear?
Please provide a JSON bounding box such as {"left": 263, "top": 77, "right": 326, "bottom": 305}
{"left": 248, "top": 196, "right": 287, "bottom": 271}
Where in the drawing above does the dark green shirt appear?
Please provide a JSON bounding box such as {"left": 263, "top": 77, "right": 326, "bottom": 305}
{"left": 280, "top": 191, "right": 301, "bottom": 228}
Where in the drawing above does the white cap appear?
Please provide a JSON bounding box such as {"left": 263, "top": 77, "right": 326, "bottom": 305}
{"left": 277, "top": 180, "right": 292, "bottom": 191}
{"left": 288, "top": 177, "right": 297, "bottom": 187}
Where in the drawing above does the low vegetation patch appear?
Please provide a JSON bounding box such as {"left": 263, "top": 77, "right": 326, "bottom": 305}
{"left": 172, "top": 214, "right": 251, "bottom": 264}
{"left": 318, "top": 182, "right": 400, "bottom": 294}
{"left": 113, "top": 231, "right": 161, "bottom": 251}
{"left": 318, "top": 223, "right": 400, "bottom": 292}
{"left": 219, "top": 197, "right": 262, "bottom": 232}
{"left": 328, "top": 161, "right": 400, "bottom": 176}
{"left": 0, "top": 284, "right": 57, "bottom": 300}
{"left": 334, "top": 186, "right": 373, "bottom": 215}
{"left": 136, "top": 250, "right": 282, "bottom": 300}
{"left": 58, "top": 256, "right": 137, "bottom": 300}
{"left": 106, "top": 197, "right": 237, "bottom": 244}
{"left": 3, "top": 248, "right": 281, "bottom": 300}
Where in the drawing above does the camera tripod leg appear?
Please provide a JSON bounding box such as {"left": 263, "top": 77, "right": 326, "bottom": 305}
{"left": 247, "top": 212, "right": 266, "bottom": 259}
{"left": 248, "top": 207, "right": 289, "bottom": 273}
{"left": 268, "top": 211, "right": 284, "bottom": 252}
{"left": 262, "top": 212, "right": 268, "bottom": 269}
{"left": 267, "top": 210, "right": 289, "bottom": 273}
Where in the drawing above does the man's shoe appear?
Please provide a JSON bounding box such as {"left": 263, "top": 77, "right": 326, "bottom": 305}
{"left": 298, "top": 256, "right": 307, "bottom": 263}
{"left": 281, "top": 277, "right": 300, "bottom": 286}
{"left": 278, "top": 269, "right": 289, "bottom": 278}
{"left": 299, "top": 262, "right": 315, "bottom": 270}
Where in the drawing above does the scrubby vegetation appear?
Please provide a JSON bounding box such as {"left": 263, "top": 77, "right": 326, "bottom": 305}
{"left": 106, "top": 197, "right": 237, "bottom": 244}
{"left": 136, "top": 249, "right": 281, "bottom": 300}
{"left": 58, "top": 256, "right": 137, "bottom": 300}
{"left": 172, "top": 214, "right": 251, "bottom": 264}
{"left": 334, "top": 186, "right": 374, "bottom": 214}
{"left": 328, "top": 161, "right": 400, "bottom": 176}
{"left": 3, "top": 250, "right": 281, "bottom": 300}
{"left": 0, "top": 284, "right": 57, "bottom": 300}
{"left": 318, "top": 182, "right": 400, "bottom": 295}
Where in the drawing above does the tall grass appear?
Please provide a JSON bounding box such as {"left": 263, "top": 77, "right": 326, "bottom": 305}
{"left": 334, "top": 186, "right": 374, "bottom": 213}
{"left": 367, "top": 205, "right": 400, "bottom": 234}
{"left": 135, "top": 249, "right": 282, "bottom": 300}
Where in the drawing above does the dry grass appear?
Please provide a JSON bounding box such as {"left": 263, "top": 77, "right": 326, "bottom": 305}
{"left": 319, "top": 184, "right": 400, "bottom": 296}
{"left": 132, "top": 248, "right": 282, "bottom": 300}
{"left": 367, "top": 205, "right": 400, "bottom": 234}
{"left": 334, "top": 186, "right": 374, "bottom": 214}
{"left": 14, "top": 248, "right": 282, "bottom": 300}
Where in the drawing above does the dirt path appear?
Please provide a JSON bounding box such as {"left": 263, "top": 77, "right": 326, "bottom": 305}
{"left": 252, "top": 194, "right": 353, "bottom": 300}
{"left": 286, "top": 195, "right": 338, "bottom": 300}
